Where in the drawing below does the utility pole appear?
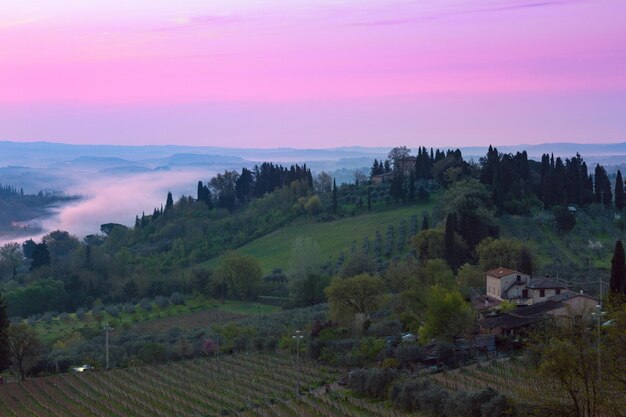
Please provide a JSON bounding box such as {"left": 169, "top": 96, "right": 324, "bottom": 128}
{"left": 292, "top": 330, "right": 304, "bottom": 396}
{"left": 592, "top": 280, "right": 606, "bottom": 389}
{"left": 103, "top": 322, "right": 113, "bottom": 370}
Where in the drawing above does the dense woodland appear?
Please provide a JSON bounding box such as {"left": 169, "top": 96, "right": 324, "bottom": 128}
{"left": 1, "top": 146, "right": 626, "bottom": 417}
{"left": 0, "top": 185, "right": 77, "bottom": 236}
{"left": 1, "top": 146, "right": 625, "bottom": 313}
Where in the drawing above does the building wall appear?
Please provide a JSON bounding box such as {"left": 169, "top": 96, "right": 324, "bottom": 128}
{"left": 502, "top": 273, "right": 530, "bottom": 299}
{"left": 528, "top": 288, "right": 560, "bottom": 301}
{"left": 486, "top": 275, "right": 502, "bottom": 299}
{"left": 563, "top": 296, "right": 598, "bottom": 317}
{"left": 486, "top": 272, "right": 530, "bottom": 300}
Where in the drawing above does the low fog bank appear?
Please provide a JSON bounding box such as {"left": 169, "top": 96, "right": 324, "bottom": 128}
{"left": 0, "top": 169, "right": 212, "bottom": 245}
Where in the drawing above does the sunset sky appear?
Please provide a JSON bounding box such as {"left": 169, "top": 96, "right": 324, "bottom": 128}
{"left": 1, "top": 0, "right": 625, "bottom": 148}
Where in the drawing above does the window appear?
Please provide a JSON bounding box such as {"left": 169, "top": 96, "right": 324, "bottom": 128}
{"left": 517, "top": 275, "right": 521, "bottom": 282}
{"left": 555, "top": 289, "right": 561, "bottom": 295}
{"left": 540, "top": 289, "right": 545, "bottom": 297}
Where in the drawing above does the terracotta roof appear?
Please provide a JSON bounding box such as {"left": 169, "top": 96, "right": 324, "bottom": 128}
{"left": 548, "top": 290, "right": 599, "bottom": 303}
{"left": 485, "top": 267, "right": 519, "bottom": 279}
{"left": 471, "top": 295, "right": 501, "bottom": 311}
{"left": 514, "top": 300, "right": 566, "bottom": 317}
{"left": 527, "top": 278, "right": 567, "bottom": 290}
{"left": 480, "top": 314, "right": 543, "bottom": 330}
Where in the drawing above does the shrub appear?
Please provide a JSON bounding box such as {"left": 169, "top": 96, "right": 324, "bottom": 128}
{"left": 481, "top": 393, "right": 518, "bottom": 417}
{"left": 76, "top": 308, "right": 85, "bottom": 320}
{"left": 140, "top": 299, "right": 153, "bottom": 312}
{"left": 349, "top": 368, "right": 398, "bottom": 399}
{"left": 42, "top": 312, "right": 54, "bottom": 324}
{"left": 155, "top": 296, "right": 170, "bottom": 309}
{"left": 123, "top": 304, "right": 136, "bottom": 314}
{"left": 169, "top": 292, "right": 185, "bottom": 306}
{"left": 394, "top": 345, "right": 424, "bottom": 368}
{"left": 106, "top": 306, "right": 120, "bottom": 318}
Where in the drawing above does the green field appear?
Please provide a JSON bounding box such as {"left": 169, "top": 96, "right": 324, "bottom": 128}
{"left": 208, "top": 200, "right": 435, "bottom": 274}
{"left": 34, "top": 298, "right": 280, "bottom": 345}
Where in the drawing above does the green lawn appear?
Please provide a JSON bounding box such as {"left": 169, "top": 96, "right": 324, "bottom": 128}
{"left": 213, "top": 200, "right": 435, "bottom": 274}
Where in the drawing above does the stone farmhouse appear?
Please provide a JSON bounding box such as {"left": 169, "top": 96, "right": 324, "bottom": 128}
{"left": 479, "top": 267, "right": 600, "bottom": 335}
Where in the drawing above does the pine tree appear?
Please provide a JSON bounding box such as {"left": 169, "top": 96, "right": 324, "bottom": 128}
{"left": 0, "top": 293, "right": 10, "bottom": 372}
{"left": 615, "top": 170, "right": 624, "bottom": 210}
{"left": 332, "top": 179, "right": 338, "bottom": 214}
{"left": 610, "top": 240, "right": 626, "bottom": 295}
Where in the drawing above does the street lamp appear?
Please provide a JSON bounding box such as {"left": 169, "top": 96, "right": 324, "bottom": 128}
{"left": 103, "top": 322, "right": 113, "bottom": 370}
{"left": 292, "top": 330, "right": 304, "bottom": 395}
{"left": 591, "top": 304, "right": 606, "bottom": 387}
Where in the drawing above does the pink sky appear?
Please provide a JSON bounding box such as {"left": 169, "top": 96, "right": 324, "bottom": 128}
{"left": 0, "top": 0, "right": 625, "bottom": 147}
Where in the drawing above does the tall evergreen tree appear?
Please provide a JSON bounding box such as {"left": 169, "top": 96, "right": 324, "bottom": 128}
{"left": 390, "top": 173, "right": 403, "bottom": 202}
{"left": 367, "top": 187, "right": 371, "bottom": 211}
{"left": 610, "top": 240, "right": 626, "bottom": 295}
{"left": 30, "top": 243, "right": 50, "bottom": 270}
{"left": 594, "top": 164, "right": 612, "bottom": 207}
{"left": 332, "top": 179, "right": 338, "bottom": 214}
{"left": 408, "top": 172, "right": 415, "bottom": 201}
{"left": 444, "top": 213, "right": 459, "bottom": 270}
{"left": 615, "top": 170, "right": 624, "bottom": 210}
{"left": 165, "top": 191, "right": 174, "bottom": 212}
{"left": 421, "top": 214, "right": 429, "bottom": 230}
{"left": 0, "top": 293, "right": 10, "bottom": 372}
{"left": 518, "top": 247, "right": 534, "bottom": 275}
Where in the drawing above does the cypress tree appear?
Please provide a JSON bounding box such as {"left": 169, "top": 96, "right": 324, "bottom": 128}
{"left": 518, "top": 247, "right": 534, "bottom": 275}
{"left": 610, "top": 240, "right": 626, "bottom": 295}
{"left": 165, "top": 191, "right": 174, "bottom": 212}
{"left": 444, "top": 213, "right": 459, "bottom": 270}
{"left": 409, "top": 172, "right": 415, "bottom": 201}
{"left": 0, "top": 293, "right": 10, "bottom": 372}
{"left": 615, "top": 170, "right": 624, "bottom": 210}
{"left": 30, "top": 243, "right": 50, "bottom": 270}
{"left": 594, "top": 164, "right": 612, "bottom": 207}
{"left": 421, "top": 214, "right": 429, "bottom": 230}
{"left": 332, "top": 179, "right": 338, "bottom": 214}
{"left": 367, "top": 187, "right": 371, "bottom": 211}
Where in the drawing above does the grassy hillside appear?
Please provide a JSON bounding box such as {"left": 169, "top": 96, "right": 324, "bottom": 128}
{"left": 209, "top": 199, "right": 435, "bottom": 274}
{"left": 499, "top": 207, "right": 625, "bottom": 289}
{"left": 34, "top": 298, "right": 280, "bottom": 345}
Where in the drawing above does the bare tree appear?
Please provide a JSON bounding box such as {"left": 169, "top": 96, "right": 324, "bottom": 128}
{"left": 387, "top": 146, "right": 411, "bottom": 169}
{"left": 314, "top": 171, "right": 332, "bottom": 193}
{"left": 353, "top": 169, "right": 367, "bottom": 185}
{"left": 0, "top": 242, "right": 23, "bottom": 281}
{"left": 8, "top": 323, "right": 41, "bottom": 380}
